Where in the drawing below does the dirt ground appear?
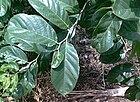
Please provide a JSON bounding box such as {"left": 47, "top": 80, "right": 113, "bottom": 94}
{"left": 24, "top": 27, "right": 138, "bottom": 102}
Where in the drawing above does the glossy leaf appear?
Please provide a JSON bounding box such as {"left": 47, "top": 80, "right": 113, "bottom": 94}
{"left": 22, "top": 70, "right": 36, "bottom": 91}
{"left": 107, "top": 63, "right": 134, "bottom": 83}
{"left": 79, "top": 0, "right": 113, "bottom": 33}
{"left": 51, "top": 42, "right": 80, "bottom": 95}
{"left": 0, "top": 46, "right": 28, "bottom": 64}
{"left": 101, "top": 40, "right": 124, "bottom": 55}
{"left": 28, "top": 0, "right": 71, "bottom": 29}
{"left": 113, "top": 0, "right": 140, "bottom": 20}
{"left": 7, "top": 14, "right": 58, "bottom": 47}
{"left": 119, "top": 20, "right": 140, "bottom": 41}
{"left": 0, "top": 0, "right": 11, "bottom": 17}
{"left": 51, "top": 51, "right": 64, "bottom": 68}
{"left": 92, "top": 12, "right": 122, "bottom": 53}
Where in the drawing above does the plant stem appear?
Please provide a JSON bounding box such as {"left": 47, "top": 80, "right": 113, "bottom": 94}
{"left": 18, "top": 54, "right": 40, "bottom": 73}
{"left": 56, "top": 0, "right": 90, "bottom": 51}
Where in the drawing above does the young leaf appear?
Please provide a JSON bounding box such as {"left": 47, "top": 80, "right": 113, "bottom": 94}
{"left": 0, "top": 46, "right": 28, "bottom": 64}
{"left": 113, "top": 0, "right": 140, "bottom": 20}
{"left": 7, "top": 14, "right": 58, "bottom": 47}
{"left": 0, "top": 62, "right": 19, "bottom": 73}
{"left": 10, "top": 74, "right": 18, "bottom": 90}
{"left": 92, "top": 11, "right": 122, "bottom": 53}
{"left": 28, "top": 0, "right": 72, "bottom": 29}
{"left": 51, "top": 51, "right": 64, "bottom": 69}
{"left": 51, "top": 42, "right": 80, "bottom": 95}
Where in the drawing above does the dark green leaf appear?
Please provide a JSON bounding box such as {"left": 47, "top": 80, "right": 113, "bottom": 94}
{"left": 0, "top": 46, "right": 28, "bottom": 64}
{"left": 125, "top": 86, "right": 140, "bottom": 101}
{"left": 79, "top": 0, "right": 113, "bottom": 33}
{"left": 28, "top": 0, "right": 71, "bottom": 29}
{"left": 113, "top": 0, "right": 140, "bottom": 20}
{"left": 51, "top": 42, "right": 80, "bottom": 95}
{"left": 107, "top": 63, "right": 134, "bottom": 83}
{"left": 55, "top": 0, "right": 79, "bottom": 14}
{"left": 119, "top": 20, "right": 140, "bottom": 41}
{"left": 7, "top": 14, "right": 58, "bottom": 47}
{"left": 99, "top": 48, "right": 124, "bottom": 64}
{"left": 0, "top": 0, "right": 11, "bottom": 17}
{"left": 92, "top": 12, "right": 122, "bottom": 53}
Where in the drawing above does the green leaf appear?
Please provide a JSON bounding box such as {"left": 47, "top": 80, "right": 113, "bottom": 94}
{"left": 119, "top": 20, "right": 140, "bottom": 41}
{"left": 55, "top": 0, "right": 79, "bottom": 14}
{"left": 99, "top": 48, "right": 124, "bottom": 64}
{"left": 0, "top": 62, "right": 19, "bottom": 72}
{"left": 113, "top": 0, "right": 140, "bottom": 20}
{"left": 107, "top": 63, "right": 134, "bottom": 83}
{"left": 0, "top": 0, "right": 11, "bottom": 17}
{"left": 130, "top": 41, "right": 140, "bottom": 60}
{"left": 51, "top": 51, "right": 64, "bottom": 68}
{"left": 5, "top": 32, "right": 52, "bottom": 53}
{"left": 0, "top": 46, "right": 28, "bottom": 64}
{"left": 10, "top": 74, "right": 18, "bottom": 90}
{"left": 125, "top": 86, "right": 140, "bottom": 101}
{"left": 28, "top": 0, "right": 71, "bottom": 29}
{"left": 92, "top": 12, "right": 122, "bottom": 53}
{"left": 38, "top": 53, "right": 51, "bottom": 74}
{"left": 79, "top": 0, "right": 113, "bottom": 33}
{"left": 3, "top": 77, "right": 10, "bottom": 91}
{"left": 30, "top": 62, "right": 38, "bottom": 79}
{"left": 0, "top": 22, "right": 3, "bottom": 28}
{"left": 51, "top": 42, "right": 80, "bottom": 95}
{"left": 13, "top": 63, "right": 38, "bottom": 98}
{"left": 7, "top": 14, "right": 58, "bottom": 47}
{"left": 101, "top": 39, "right": 124, "bottom": 55}
{"left": 99, "top": 39, "right": 124, "bottom": 64}
{"left": 23, "top": 70, "right": 36, "bottom": 90}
{"left": 12, "top": 83, "right": 24, "bottom": 98}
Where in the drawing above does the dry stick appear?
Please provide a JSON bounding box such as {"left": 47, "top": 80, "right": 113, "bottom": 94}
{"left": 69, "top": 87, "right": 129, "bottom": 98}
{"left": 101, "top": 64, "right": 106, "bottom": 89}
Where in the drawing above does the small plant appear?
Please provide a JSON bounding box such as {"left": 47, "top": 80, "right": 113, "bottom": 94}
{"left": 0, "top": 0, "right": 140, "bottom": 101}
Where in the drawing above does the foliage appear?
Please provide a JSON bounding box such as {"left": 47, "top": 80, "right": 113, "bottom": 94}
{"left": 0, "top": 0, "right": 140, "bottom": 101}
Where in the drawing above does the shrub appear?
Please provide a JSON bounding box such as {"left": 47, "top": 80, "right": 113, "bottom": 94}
{"left": 0, "top": 0, "right": 140, "bottom": 101}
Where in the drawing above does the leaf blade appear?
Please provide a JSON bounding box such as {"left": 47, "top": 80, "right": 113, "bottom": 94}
{"left": 51, "top": 42, "right": 80, "bottom": 95}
